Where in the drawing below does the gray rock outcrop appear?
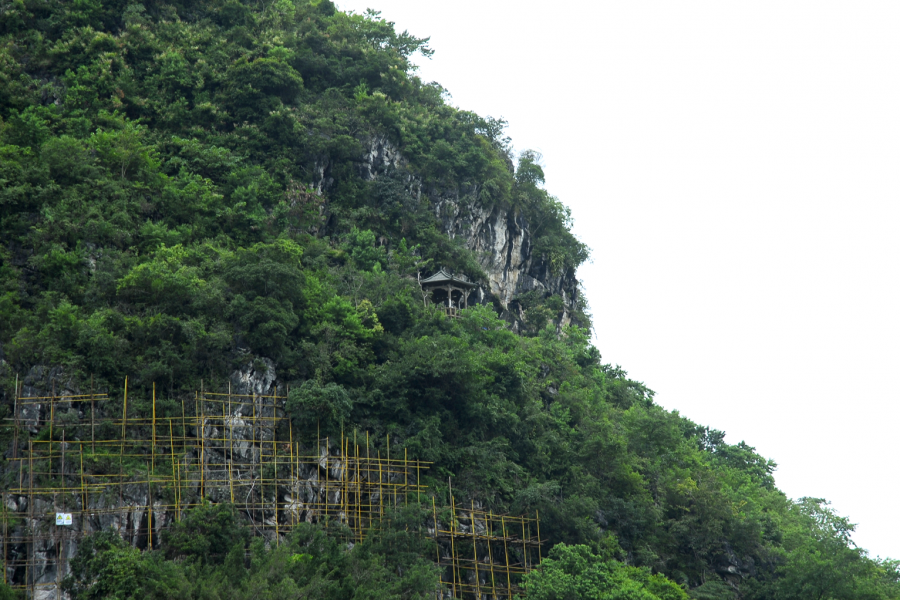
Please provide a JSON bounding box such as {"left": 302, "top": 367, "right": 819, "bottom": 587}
{"left": 349, "top": 136, "right": 581, "bottom": 327}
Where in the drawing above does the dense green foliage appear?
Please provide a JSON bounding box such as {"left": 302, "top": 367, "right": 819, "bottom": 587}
{"left": 0, "top": 0, "right": 898, "bottom": 598}
{"left": 523, "top": 544, "right": 688, "bottom": 600}
{"left": 62, "top": 503, "right": 439, "bottom": 600}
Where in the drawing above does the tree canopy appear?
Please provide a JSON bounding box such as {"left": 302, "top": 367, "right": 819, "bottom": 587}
{"left": 0, "top": 0, "right": 897, "bottom": 598}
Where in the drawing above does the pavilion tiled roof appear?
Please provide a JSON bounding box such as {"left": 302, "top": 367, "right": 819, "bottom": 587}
{"left": 420, "top": 268, "right": 477, "bottom": 288}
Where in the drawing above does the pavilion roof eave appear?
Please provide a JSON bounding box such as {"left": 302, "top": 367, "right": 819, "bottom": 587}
{"left": 419, "top": 268, "right": 477, "bottom": 288}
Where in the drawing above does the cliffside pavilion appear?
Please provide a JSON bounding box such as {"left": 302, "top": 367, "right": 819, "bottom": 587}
{"left": 420, "top": 269, "right": 478, "bottom": 317}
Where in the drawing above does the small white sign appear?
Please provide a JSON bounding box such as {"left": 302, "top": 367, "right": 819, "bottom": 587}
{"left": 55, "top": 513, "right": 72, "bottom": 526}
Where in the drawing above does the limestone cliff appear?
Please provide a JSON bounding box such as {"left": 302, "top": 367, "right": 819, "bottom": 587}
{"left": 320, "top": 136, "right": 583, "bottom": 328}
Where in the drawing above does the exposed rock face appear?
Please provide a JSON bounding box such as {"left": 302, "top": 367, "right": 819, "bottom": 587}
{"left": 353, "top": 136, "right": 580, "bottom": 327}
{"left": 430, "top": 189, "right": 579, "bottom": 326}
{"left": 2, "top": 362, "right": 291, "bottom": 598}
{"left": 229, "top": 357, "right": 278, "bottom": 397}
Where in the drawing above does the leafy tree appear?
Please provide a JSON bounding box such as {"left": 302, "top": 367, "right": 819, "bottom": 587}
{"left": 0, "top": 1, "right": 897, "bottom": 598}
{"left": 524, "top": 543, "right": 688, "bottom": 600}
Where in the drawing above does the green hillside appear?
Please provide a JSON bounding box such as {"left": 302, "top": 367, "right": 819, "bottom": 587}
{"left": 0, "top": 0, "right": 897, "bottom": 598}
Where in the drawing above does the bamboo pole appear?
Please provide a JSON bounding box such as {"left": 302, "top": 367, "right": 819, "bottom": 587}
{"left": 274, "top": 433, "right": 279, "bottom": 546}
{"left": 355, "top": 432, "right": 360, "bottom": 539}
{"left": 487, "top": 511, "right": 498, "bottom": 599}
{"left": 471, "top": 500, "right": 480, "bottom": 597}
{"left": 366, "top": 431, "right": 370, "bottom": 530}
{"left": 325, "top": 436, "right": 329, "bottom": 518}
{"left": 449, "top": 489, "right": 458, "bottom": 599}
{"left": 12, "top": 373, "right": 17, "bottom": 441}
{"left": 289, "top": 423, "right": 294, "bottom": 526}
{"left": 252, "top": 390, "right": 256, "bottom": 524}
{"left": 228, "top": 382, "right": 233, "bottom": 507}
{"left": 28, "top": 440, "right": 33, "bottom": 599}
{"left": 56, "top": 519, "right": 61, "bottom": 600}
{"left": 378, "top": 451, "right": 384, "bottom": 517}
{"left": 536, "top": 510, "right": 542, "bottom": 566}
{"left": 90, "top": 375, "right": 95, "bottom": 452}
{"left": 502, "top": 516, "right": 512, "bottom": 597}
{"left": 119, "top": 450, "right": 123, "bottom": 505}
{"left": 272, "top": 385, "right": 277, "bottom": 463}
{"left": 229, "top": 423, "right": 235, "bottom": 507}
{"left": 80, "top": 444, "right": 86, "bottom": 534}
{"left": 341, "top": 429, "right": 347, "bottom": 533}
{"left": 151, "top": 383, "right": 156, "bottom": 471}
{"left": 121, "top": 377, "right": 128, "bottom": 459}
{"left": 169, "top": 419, "right": 179, "bottom": 520}
{"left": 199, "top": 390, "right": 204, "bottom": 500}
{"left": 387, "top": 434, "right": 393, "bottom": 507}
{"left": 146, "top": 463, "right": 152, "bottom": 549}
{"left": 521, "top": 519, "right": 528, "bottom": 570}
{"left": 431, "top": 495, "right": 440, "bottom": 565}
{"left": 49, "top": 381, "right": 55, "bottom": 476}
{"left": 2, "top": 488, "right": 7, "bottom": 584}
{"left": 12, "top": 376, "right": 18, "bottom": 469}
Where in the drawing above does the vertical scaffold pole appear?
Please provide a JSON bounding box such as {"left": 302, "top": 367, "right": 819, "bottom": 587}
{"left": 448, "top": 485, "right": 458, "bottom": 599}
{"left": 487, "top": 511, "right": 497, "bottom": 599}
{"left": 28, "top": 439, "right": 33, "bottom": 600}
{"left": 180, "top": 397, "right": 186, "bottom": 446}
{"left": 80, "top": 444, "right": 86, "bottom": 523}
{"left": 501, "top": 516, "right": 512, "bottom": 598}
{"left": 325, "top": 436, "right": 329, "bottom": 518}
{"left": 229, "top": 428, "right": 235, "bottom": 507}
{"left": 90, "top": 374, "right": 95, "bottom": 452}
{"left": 180, "top": 398, "right": 186, "bottom": 519}
{"left": 169, "top": 419, "right": 179, "bottom": 521}
{"left": 387, "top": 434, "right": 393, "bottom": 507}
{"left": 56, "top": 515, "right": 61, "bottom": 600}
{"left": 289, "top": 422, "right": 294, "bottom": 526}
{"left": 344, "top": 430, "right": 350, "bottom": 533}
{"left": 273, "top": 386, "right": 278, "bottom": 462}
{"left": 60, "top": 429, "right": 65, "bottom": 485}
{"left": 366, "top": 431, "right": 370, "bottom": 530}
{"left": 355, "top": 431, "right": 360, "bottom": 539}
{"left": 146, "top": 463, "right": 152, "bottom": 550}
{"left": 471, "top": 500, "right": 480, "bottom": 598}
{"left": 121, "top": 377, "right": 128, "bottom": 459}
{"left": 50, "top": 381, "right": 55, "bottom": 469}
{"left": 274, "top": 432, "right": 279, "bottom": 546}
{"left": 252, "top": 391, "right": 256, "bottom": 524}
{"left": 536, "top": 510, "right": 542, "bottom": 565}
{"left": 228, "top": 382, "right": 233, "bottom": 506}
{"left": 151, "top": 383, "right": 156, "bottom": 471}
{"left": 199, "top": 388, "right": 205, "bottom": 500}
{"left": 12, "top": 373, "right": 17, "bottom": 460}
{"left": 521, "top": 519, "right": 528, "bottom": 570}
{"left": 378, "top": 451, "right": 384, "bottom": 517}
{"left": 2, "top": 488, "right": 7, "bottom": 584}
{"left": 11, "top": 378, "right": 17, "bottom": 502}
{"left": 416, "top": 457, "right": 421, "bottom": 504}
{"left": 431, "top": 495, "right": 440, "bottom": 563}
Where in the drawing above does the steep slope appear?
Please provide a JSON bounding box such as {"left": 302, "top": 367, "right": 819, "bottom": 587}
{"left": 0, "top": 1, "right": 897, "bottom": 599}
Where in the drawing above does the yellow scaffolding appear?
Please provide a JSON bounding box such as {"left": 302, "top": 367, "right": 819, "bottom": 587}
{"left": 1, "top": 384, "right": 541, "bottom": 598}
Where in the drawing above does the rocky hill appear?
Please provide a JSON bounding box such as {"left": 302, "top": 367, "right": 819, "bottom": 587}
{"left": 0, "top": 1, "right": 897, "bottom": 599}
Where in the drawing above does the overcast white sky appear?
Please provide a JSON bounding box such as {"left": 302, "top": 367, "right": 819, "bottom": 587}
{"left": 337, "top": 0, "right": 900, "bottom": 559}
